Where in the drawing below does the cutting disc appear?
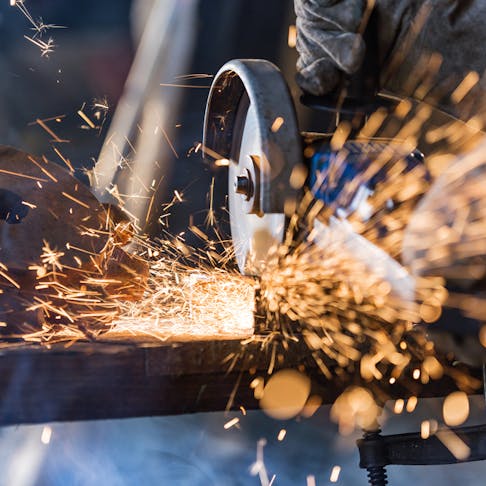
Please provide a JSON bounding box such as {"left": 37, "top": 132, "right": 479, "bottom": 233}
{"left": 203, "top": 60, "right": 302, "bottom": 275}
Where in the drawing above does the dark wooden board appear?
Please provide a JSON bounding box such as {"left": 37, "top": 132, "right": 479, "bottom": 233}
{"left": 0, "top": 337, "right": 481, "bottom": 425}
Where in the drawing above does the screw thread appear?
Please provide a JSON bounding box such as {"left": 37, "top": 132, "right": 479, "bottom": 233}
{"left": 366, "top": 466, "right": 388, "bottom": 486}
{"left": 363, "top": 429, "right": 387, "bottom": 486}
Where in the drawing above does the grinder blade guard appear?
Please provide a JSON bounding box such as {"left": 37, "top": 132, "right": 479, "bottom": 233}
{"left": 203, "top": 59, "right": 302, "bottom": 275}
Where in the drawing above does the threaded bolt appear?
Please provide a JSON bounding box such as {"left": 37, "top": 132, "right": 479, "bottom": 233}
{"left": 363, "top": 430, "right": 388, "bottom": 486}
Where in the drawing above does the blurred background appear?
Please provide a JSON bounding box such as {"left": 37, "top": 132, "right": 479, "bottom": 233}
{"left": 0, "top": 0, "right": 297, "bottom": 239}
{"left": 1, "top": 1, "right": 486, "bottom": 484}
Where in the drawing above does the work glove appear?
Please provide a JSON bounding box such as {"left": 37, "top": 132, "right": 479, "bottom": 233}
{"left": 295, "top": 0, "right": 486, "bottom": 115}
{"left": 295, "top": 0, "right": 366, "bottom": 96}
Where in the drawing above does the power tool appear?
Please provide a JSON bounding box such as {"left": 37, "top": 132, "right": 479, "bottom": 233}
{"left": 203, "top": 59, "right": 425, "bottom": 282}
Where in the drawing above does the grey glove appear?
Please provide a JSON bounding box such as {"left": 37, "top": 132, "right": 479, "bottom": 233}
{"left": 295, "top": 0, "right": 366, "bottom": 96}
{"left": 295, "top": 0, "right": 486, "bottom": 116}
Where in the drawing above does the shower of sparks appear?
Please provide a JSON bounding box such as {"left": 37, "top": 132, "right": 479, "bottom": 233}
{"left": 257, "top": 226, "right": 447, "bottom": 391}
{"left": 248, "top": 60, "right": 486, "bottom": 425}
{"left": 3, "top": 37, "right": 486, "bottom": 455}
{"left": 0, "top": 176, "right": 254, "bottom": 342}
{"left": 12, "top": 0, "right": 65, "bottom": 57}
{"left": 111, "top": 255, "right": 255, "bottom": 340}
{"left": 4, "top": 77, "right": 486, "bottom": 423}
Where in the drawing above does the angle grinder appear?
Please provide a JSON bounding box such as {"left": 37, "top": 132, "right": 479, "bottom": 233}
{"left": 203, "top": 59, "right": 426, "bottom": 291}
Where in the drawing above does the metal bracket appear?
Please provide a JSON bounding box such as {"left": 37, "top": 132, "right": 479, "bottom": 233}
{"left": 358, "top": 425, "right": 486, "bottom": 485}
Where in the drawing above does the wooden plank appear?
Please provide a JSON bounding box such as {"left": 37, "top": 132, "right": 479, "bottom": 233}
{"left": 0, "top": 337, "right": 481, "bottom": 425}
{"left": 0, "top": 338, "right": 302, "bottom": 424}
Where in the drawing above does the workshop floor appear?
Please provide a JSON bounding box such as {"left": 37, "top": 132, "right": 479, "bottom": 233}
{"left": 1, "top": 400, "right": 486, "bottom": 486}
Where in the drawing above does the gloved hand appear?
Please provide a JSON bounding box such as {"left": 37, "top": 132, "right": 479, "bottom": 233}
{"left": 295, "top": 0, "right": 486, "bottom": 115}
{"left": 295, "top": 0, "right": 366, "bottom": 96}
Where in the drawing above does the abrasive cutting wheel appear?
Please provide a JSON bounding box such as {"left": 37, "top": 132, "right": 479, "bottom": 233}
{"left": 203, "top": 60, "right": 303, "bottom": 275}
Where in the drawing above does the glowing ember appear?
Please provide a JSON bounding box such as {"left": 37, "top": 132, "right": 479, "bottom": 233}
{"left": 271, "top": 117, "right": 284, "bottom": 133}
{"left": 40, "top": 426, "right": 52, "bottom": 445}
{"left": 223, "top": 417, "right": 240, "bottom": 429}
{"left": 330, "top": 465, "right": 341, "bottom": 483}
{"left": 421, "top": 420, "right": 431, "bottom": 439}
{"left": 394, "top": 399, "right": 405, "bottom": 414}
{"left": 443, "top": 391, "right": 470, "bottom": 427}
{"left": 259, "top": 369, "right": 311, "bottom": 420}
{"left": 306, "top": 475, "right": 316, "bottom": 486}
{"left": 420, "top": 419, "right": 438, "bottom": 439}
{"left": 330, "top": 387, "right": 380, "bottom": 434}
{"left": 406, "top": 395, "right": 418, "bottom": 413}
{"left": 287, "top": 25, "right": 297, "bottom": 48}
{"left": 436, "top": 429, "right": 470, "bottom": 461}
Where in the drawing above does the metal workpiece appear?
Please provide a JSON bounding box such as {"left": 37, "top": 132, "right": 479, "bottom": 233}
{"left": 0, "top": 146, "right": 108, "bottom": 270}
{"left": 0, "top": 145, "right": 148, "bottom": 336}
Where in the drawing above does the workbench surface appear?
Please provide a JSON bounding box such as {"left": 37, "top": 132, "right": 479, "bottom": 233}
{"left": 0, "top": 336, "right": 478, "bottom": 425}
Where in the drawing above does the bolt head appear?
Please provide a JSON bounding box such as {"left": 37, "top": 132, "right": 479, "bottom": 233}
{"left": 234, "top": 173, "right": 253, "bottom": 200}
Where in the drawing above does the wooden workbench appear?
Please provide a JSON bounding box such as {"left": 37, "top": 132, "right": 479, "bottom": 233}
{"left": 0, "top": 334, "right": 479, "bottom": 425}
